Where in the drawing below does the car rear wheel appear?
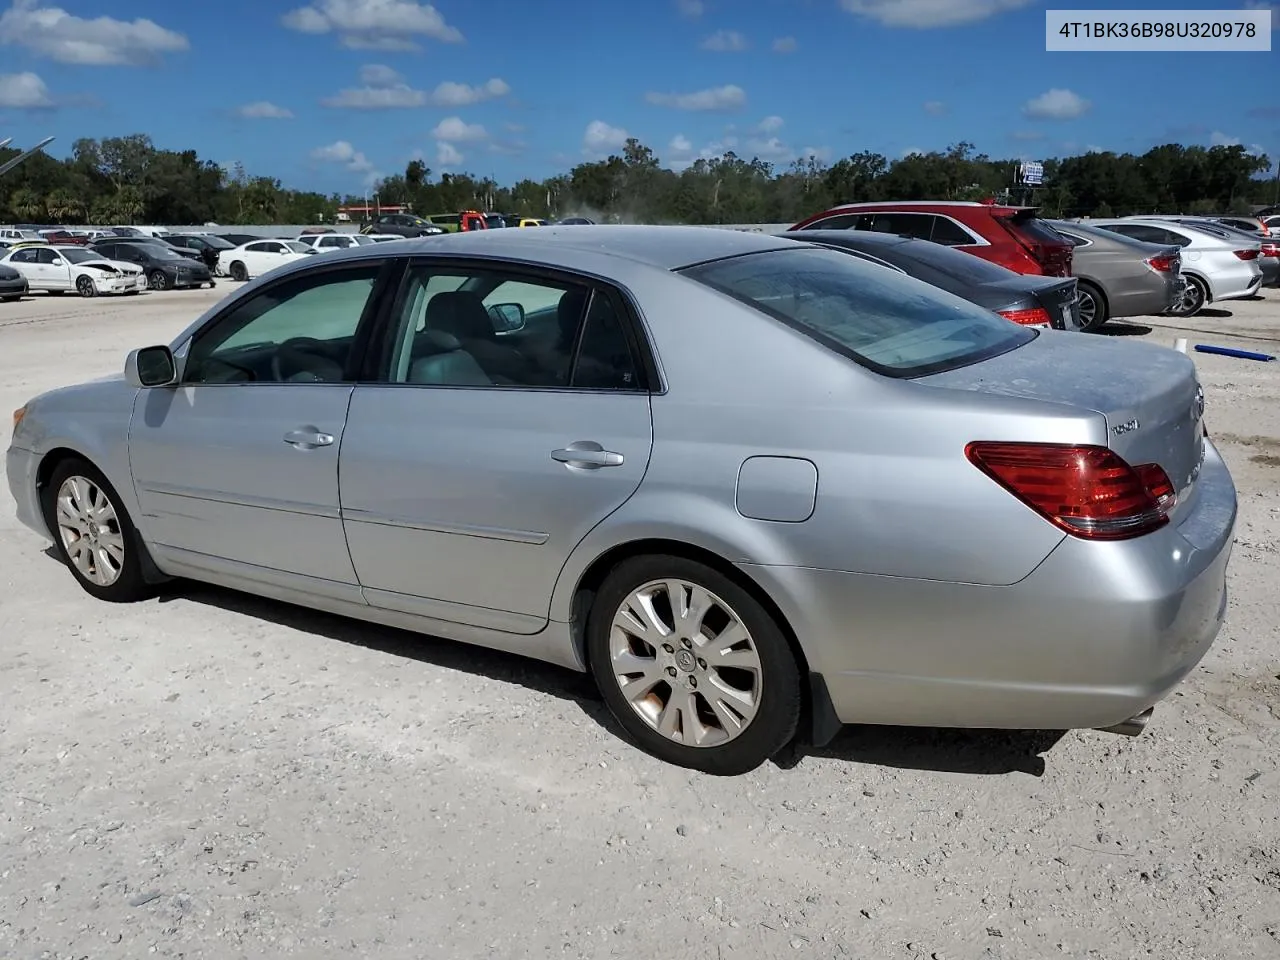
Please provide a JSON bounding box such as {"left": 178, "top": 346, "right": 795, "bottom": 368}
{"left": 587, "top": 555, "right": 801, "bottom": 775}
{"left": 230, "top": 261, "right": 248, "bottom": 282}
{"left": 1166, "top": 275, "right": 1206, "bottom": 318}
{"left": 1076, "top": 280, "right": 1108, "bottom": 331}
{"left": 75, "top": 275, "right": 97, "bottom": 298}
{"left": 40, "top": 458, "right": 155, "bottom": 603}
{"left": 147, "top": 270, "right": 168, "bottom": 291}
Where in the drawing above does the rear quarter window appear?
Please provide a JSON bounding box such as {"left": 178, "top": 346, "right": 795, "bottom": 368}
{"left": 681, "top": 246, "right": 1034, "bottom": 379}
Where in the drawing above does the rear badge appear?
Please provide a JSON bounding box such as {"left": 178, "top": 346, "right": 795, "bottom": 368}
{"left": 1112, "top": 418, "right": 1140, "bottom": 436}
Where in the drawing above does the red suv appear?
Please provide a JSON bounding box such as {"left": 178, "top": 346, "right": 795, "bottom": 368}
{"left": 789, "top": 201, "right": 1074, "bottom": 277}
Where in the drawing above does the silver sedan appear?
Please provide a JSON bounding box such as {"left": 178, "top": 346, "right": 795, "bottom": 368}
{"left": 6, "top": 226, "right": 1237, "bottom": 775}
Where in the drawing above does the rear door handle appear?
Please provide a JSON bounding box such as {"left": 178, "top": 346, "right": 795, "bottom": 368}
{"left": 283, "top": 428, "right": 334, "bottom": 449}
{"left": 551, "top": 446, "right": 624, "bottom": 468}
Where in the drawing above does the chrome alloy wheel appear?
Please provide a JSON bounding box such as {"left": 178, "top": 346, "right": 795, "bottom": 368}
{"left": 54, "top": 475, "right": 125, "bottom": 587}
{"left": 609, "top": 579, "right": 763, "bottom": 747}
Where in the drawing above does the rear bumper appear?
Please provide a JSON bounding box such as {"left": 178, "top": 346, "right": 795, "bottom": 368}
{"left": 1107, "top": 274, "right": 1178, "bottom": 318}
{"left": 1211, "top": 267, "right": 1263, "bottom": 302}
{"left": 742, "top": 440, "right": 1237, "bottom": 732}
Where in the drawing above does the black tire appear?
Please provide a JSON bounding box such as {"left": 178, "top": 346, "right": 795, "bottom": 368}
{"left": 586, "top": 554, "right": 802, "bottom": 775}
{"left": 40, "top": 457, "right": 156, "bottom": 603}
{"left": 230, "top": 261, "right": 248, "bottom": 282}
{"left": 147, "top": 270, "right": 169, "bottom": 291}
{"left": 1076, "top": 280, "right": 1108, "bottom": 331}
{"left": 75, "top": 275, "right": 97, "bottom": 298}
{"left": 1, "top": 295, "right": 19, "bottom": 302}
{"left": 1166, "top": 275, "right": 1207, "bottom": 318}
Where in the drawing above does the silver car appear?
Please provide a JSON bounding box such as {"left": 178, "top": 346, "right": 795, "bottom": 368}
{"left": 6, "top": 227, "right": 1237, "bottom": 775}
{"left": 1046, "top": 220, "right": 1182, "bottom": 328}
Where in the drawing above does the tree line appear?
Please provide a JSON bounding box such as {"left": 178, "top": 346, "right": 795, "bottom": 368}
{"left": 1, "top": 133, "right": 1274, "bottom": 227}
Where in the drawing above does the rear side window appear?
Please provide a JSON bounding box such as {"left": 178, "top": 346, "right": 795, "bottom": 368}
{"left": 929, "top": 216, "right": 975, "bottom": 246}
{"left": 865, "top": 212, "right": 933, "bottom": 240}
{"left": 802, "top": 213, "right": 861, "bottom": 230}
{"left": 682, "top": 247, "right": 1034, "bottom": 378}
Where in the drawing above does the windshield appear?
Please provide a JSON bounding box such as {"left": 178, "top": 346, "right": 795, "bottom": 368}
{"left": 894, "top": 240, "right": 1018, "bottom": 284}
{"left": 681, "top": 246, "right": 1035, "bottom": 378}
{"left": 144, "top": 243, "right": 185, "bottom": 260}
{"left": 60, "top": 248, "right": 101, "bottom": 264}
{"left": 193, "top": 235, "right": 234, "bottom": 249}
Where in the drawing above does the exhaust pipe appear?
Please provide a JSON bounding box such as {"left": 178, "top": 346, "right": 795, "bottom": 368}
{"left": 1095, "top": 707, "right": 1154, "bottom": 737}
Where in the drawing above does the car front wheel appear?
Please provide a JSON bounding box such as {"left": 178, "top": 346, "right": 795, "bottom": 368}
{"left": 147, "top": 270, "right": 169, "bottom": 291}
{"left": 587, "top": 555, "right": 802, "bottom": 775}
{"left": 1166, "top": 275, "right": 1206, "bottom": 318}
{"left": 40, "top": 458, "right": 155, "bottom": 603}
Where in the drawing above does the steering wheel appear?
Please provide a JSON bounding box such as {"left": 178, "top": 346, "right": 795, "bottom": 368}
{"left": 271, "top": 337, "right": 338, "bottom": 382}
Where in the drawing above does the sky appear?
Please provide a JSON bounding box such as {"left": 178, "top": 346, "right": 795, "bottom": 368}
{"left": 0, "top": 0, "right": 1276, "bottom": 197}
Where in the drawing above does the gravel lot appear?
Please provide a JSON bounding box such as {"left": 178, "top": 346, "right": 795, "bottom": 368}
{"left": 2, "top": 284, "right": 1278, "bottom": 960}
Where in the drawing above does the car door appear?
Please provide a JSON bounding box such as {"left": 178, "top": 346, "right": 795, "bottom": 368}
{"left": 34, "top": 248, "right": 72, "bottom": 289}
{"left": 5, "top": 247, "right": 43, "bottom": 287}
{"left": 339, "top": 259, "right": 655, "bottom": 634}
{"left": 128, "top": 259, "right": 394, "bottom": 595}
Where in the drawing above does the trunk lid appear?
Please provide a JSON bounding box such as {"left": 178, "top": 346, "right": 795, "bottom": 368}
{"left": 995, "top": 209, "right": 1074, "bottom": 277}
{"left": 980, "top": 275, "right": 1080, "bottom": 331}
{"left": 918, "top": 333, "right": 1205, "bottom": 523}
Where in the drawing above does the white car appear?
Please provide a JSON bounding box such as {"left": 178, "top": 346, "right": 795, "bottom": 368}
{"left": 292, "top": 233, "right": 375, "bottom": 252}
{"left": 0, "top": 244, "right": 148, "bottom": 297}
{"left": 1087, "top": 218, "right": 1263, "bottom": 317}
{"left": 221, "top": 239, "right": 317, "bottom": 281}
{"left": 0, "top": 228, "right": 43, "bottom": 243}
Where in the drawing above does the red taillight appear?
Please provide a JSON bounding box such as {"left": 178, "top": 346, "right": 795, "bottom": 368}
{"left": 1145, "top": 254, "right": 1177, "bottom": 272}
{"left": 965, "top": 442, "right": 1175, "bottom": 540}
{"left": 1233, "top": 249, "right": 1258, "bottom": 261}
{"left": 1260, "top": 242, "right": 1279, "bottom": 258}
{"left": 997, "top": 306, "right": 1052, "bottom": 326}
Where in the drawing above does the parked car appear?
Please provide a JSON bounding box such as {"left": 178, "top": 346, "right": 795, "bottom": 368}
{"left": 37, "top": 229, "right": 90, "bottom": 246}
{"left": 160, "top": 234, "right": 236, "bottom": 275}
{"left": 558, "top": 217, "right": 597, "bottom": 225}
{"left": 1131, "top": 216, "right": 1278, "bottom": 287}
{"left": 293, "top": 232, "right": 364, "bottom": 252}
{"left": 87, "top": 238, "right": 214, "bottom": 290}
{"left": 1, "top": 244, "right": 148, "bottom": 297}
{"left": 106, "top": 226, "right": 151, "bottom": 238}
{"left": 425, "top": 211, "right": 488, "bottom": 233}
{"left": 509, "top": 217, "right": 551, "bottom": 228}
{"left": 782, "top": 229, "right": 1083, "bottom": 331}
{"left": 220, "top": 238, "right": 316, "bottom": 280}
{"left": 1045, "top": 220, "right": 1182, "bottom": 328}
{"left": 214, "top": 233, "right": 263, "bottom": 247}
{"left": 361, "top": 213, "right": 448, "bottom": 238}
{"left": 484, "top": 213, "right": 511, "bottom": 228}
{"left": 789, "top": 201, "right": 1074, "bottom": 277}
{"left": 1086, "top": 219, "right": 1262, "bottom": 316}
{"left": 5, "top": 226, "right": 1236, "bottom": 775}
{"left": 362, "top": 233, "right": 408, "bottom": 243}
{"left": 0, "top": 261, "right": 28, "bottom": 301}
{"left": 0, "top": 227, "right": 43, "bottom": 243}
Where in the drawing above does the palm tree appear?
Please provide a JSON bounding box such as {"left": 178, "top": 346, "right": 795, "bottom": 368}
{"left": 9, "top": 188, "right": 45, "bottom": 222}
{"left": 46, "top": 189, "right": 85, "bottom": 223}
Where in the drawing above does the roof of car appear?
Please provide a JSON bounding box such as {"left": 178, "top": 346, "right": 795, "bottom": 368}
{"left": 380, "top": 224, "right": 800, "bottom": 270}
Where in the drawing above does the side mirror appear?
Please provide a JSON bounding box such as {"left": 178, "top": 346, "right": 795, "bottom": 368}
{"left": 488, "top": 302, "right": 526, "bottom": 333}
{"left": 125, "top": 345, "right": 177, "bottom": 388}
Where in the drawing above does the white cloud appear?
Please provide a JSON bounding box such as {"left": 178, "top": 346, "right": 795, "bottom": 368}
{"left": 236, "top": 101, "right": 294, "bottom": 119}
{"left": 358, "top": 63, "right": 403, "bottom": 86}
{"left": 311, "top": 139, "right": 374, "bottom": 174}
{"left": 840, "top": 0, "right": 1030, "bottom": 28}
{"left": 756, "top": 115, "right": 784, "bottom": 135}
{"left": 701, "top": 29, "right": 748, "bottom": 51}
{"left": 436, "top": 141, "right": 464, "bottom": 166}
{"left": 901, "top": 146, "right": 925, "bottom": 157}
{"left": 772, "top": 36, "right": 798, "bottom": 53}
{"left": 0, "top": 0, "right": 188, "bottom": 66}
{"left": 800, "top": 146, "right": 831, "bottom": 162}
{"left": 923, "top": 100, "right": 946, "bottom": 116}
{"left": 322, "top": 70, "right": 509, "bottom": 110}
{"left": 0, "top": 71, "right": 54, "bottom": 109}
{"left": 1023, "top": 88, "right": 1090, "bottom": 120}
{"left": 1086, "top": 144, "right": 1106, "bottom": 153}
{"left": 282, "top": 0, "right": 463, "bottom": 50}
{"left": 669, "top": 134, "right": 694, "bottom": 154}
{"left": 676, "top": 0, "right": 704, "bottom": 17}
{"left": 431, "top": 117, "right": 489, "bottom": 142}
{"left": 583, "top": 120, "right": 628, "bottom": 155}
{"left": 427, "top": 78, "right": 511, "bottom": 107}
{"left": 323, "top": 83, "right": 426, "bottom": 109}
{"left": 645, "top": 84, "right": 746, "bottom": 111}
{"left": 743, "top": 136, "right": 792, "bottom": 162}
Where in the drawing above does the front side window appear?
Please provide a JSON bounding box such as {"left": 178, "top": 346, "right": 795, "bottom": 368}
{"left": 183, "top": 265, "right": 382, "bottom": 384}
{"left": 383, "top": 264, "right": 643, "bottom": 390}
{"left": 37, "top": 249, "right": 62, "bottom": 265}
{"left": 681, "top": 246, "right": 1035, "bottom": 378}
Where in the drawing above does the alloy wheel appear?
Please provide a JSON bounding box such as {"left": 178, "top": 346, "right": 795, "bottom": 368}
{"left": 148, "top": 271, "right": 168, "bottom": 291}
{"left": 608, "top": 579, "right": 763, "bottom": 747}
{"left": 75, "top": 275, "right": 96, "bottom": 298}
{"left": 54, "top": 475, "right": 125, "bottom": 587}
{"left": 1077, "top": 290, "right": 1096, "bottom": 327}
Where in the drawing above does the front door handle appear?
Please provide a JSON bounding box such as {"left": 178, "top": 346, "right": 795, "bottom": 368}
{"left": 551, "top": 445, "right": 624, "bottom": 468}
{"left": 283, "top": 428, "right": 334, "bottom": 449}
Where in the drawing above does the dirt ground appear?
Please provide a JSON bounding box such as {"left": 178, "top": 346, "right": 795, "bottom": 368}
{"left": 2, "top": 282, "right": 1278, "bottom": 960}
